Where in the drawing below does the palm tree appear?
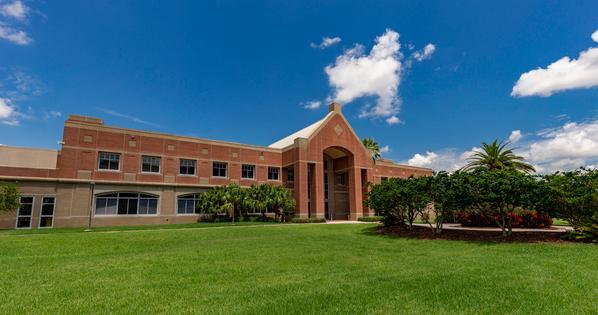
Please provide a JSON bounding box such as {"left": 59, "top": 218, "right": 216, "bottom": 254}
{"left": 460, "top": 139, "right": 535, "bottom": 173}
{"left": 362, "top": 137, "right": 381, "bottom": 161}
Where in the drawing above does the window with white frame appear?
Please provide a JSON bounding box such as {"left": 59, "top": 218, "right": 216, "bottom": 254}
{"left": 267, "top": 167, "right": 280, "bottom": 180}
{"left": 39, "top": 197, "right": 55, "bottom": 228}
{"left": 177, "top": 193, "right": 201, "bottom": 214}
{"left": 16, "top": 196, "right": 34, "bottom": 229}
{"left": 95, "top": 192, "right": 158, "bottom": 216}
{"left": 141, "top": 156, "right": 161, "bottom": 173}
{"left": 180, "top": 159, "right": 196, "bottom": 175}
{"left": 241, "top": 164, "right": 255, "bottom": 179}
{"left": 98, "top": 152, "right": 120, "bottom": 170}
{"left": 212, "top": 161, "right": 227, "bottom": 177}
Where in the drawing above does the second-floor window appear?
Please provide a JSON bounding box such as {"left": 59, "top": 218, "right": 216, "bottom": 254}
{"left": 241, "top": 164, "right": 255, "bottom": 179}
{"left": 180, "top": 159, "right": 196, "bottom": 175}
{"left": 212, "top": 161, "right": 227, "bottom": 177}
{"left": 98, "top": 152, "right": 120, "bottom": 170}
{"left": 268, "top": 167, "right": 280, "bottom": 181}
{"left": 141, "top": 156, "right": 161, "bottom": 173}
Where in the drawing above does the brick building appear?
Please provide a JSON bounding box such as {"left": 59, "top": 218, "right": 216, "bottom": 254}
{"left": 0, "top": 103, "right": 431, "bottom": 229}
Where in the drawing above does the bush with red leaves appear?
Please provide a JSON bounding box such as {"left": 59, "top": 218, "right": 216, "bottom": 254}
{"left": 456, "top": 211, "right": 552, "bottom": 228}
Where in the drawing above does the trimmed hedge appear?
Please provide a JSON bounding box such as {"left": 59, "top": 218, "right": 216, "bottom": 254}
{"left": 290, "top": 217, "right": 327, "bottom": 223}
{"left": 456, "top": 211, "right": 553, "bottom": 228}
{"left": 357, "top": 216, "right": 383, "bottom": 222}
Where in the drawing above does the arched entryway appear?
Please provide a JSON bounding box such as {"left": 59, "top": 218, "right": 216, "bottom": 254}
{"left": 322, "top": 146, "right": 353, "bottom": 220}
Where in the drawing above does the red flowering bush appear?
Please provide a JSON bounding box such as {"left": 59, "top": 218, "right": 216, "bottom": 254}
{"left": 456, "top": 211, "right": 552, "bottom": 228}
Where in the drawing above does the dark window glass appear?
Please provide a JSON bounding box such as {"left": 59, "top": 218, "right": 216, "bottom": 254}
{"left": 212, "top": 162, "right": 227, "bottom": 177}
{"left": 141, "top": 156, "right": 161, "bottom": 173}
{"left": 118, "top": 199, "right": 128, "bottom": 215}
{"left": 96, "top": 193, "right": 158, "bottom": 216}
{"left": 268, "top": 167, "right": 279, "bottom": 180}
{"left": 98, "top": 152, "right": 120, "bottom": 170}
{"left": 287, "top": 168, "right": 294, "bottom": 182}
{"left": 180, "top": 159, "right": 196, "bottom": 175}
{"left": 381, "top": 177, "right": 388, "bottom": 182}
{"left": 241, "top": 164, "right": 255, "bottom": 179}
{"left": 177, "top": 193, "right": 201, "bottom": 214}
{"left": 336, "top": 173, "right": 346, "bottom": 186}
{"left": 16, "top": 196, "right": 34, "bottom": 228}
{"left": 17, "top": 217, "right": 31, "bottom": 228}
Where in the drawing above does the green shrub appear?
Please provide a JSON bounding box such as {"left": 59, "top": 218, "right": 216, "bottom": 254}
{"left": 357, "top": 216, "right": 383, "bottom": 222}
{"left": 290, "top": 217, "right": 326, "bottom": 223}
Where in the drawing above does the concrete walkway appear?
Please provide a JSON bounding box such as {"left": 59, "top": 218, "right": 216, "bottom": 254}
{"left": 413, "top": 223, "right": 574, "bottom": 233}
{"left": 326, "top": 220, "right": 374, "bottom": 224}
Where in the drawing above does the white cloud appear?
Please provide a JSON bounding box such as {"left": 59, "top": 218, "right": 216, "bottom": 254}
{"left": 0, "top": 24, "right": 31, "bottom": 45}
{"left": 512, "top": 29, "right": 598, "bottom": 97}
{"left": 509, "top": 130, "right": 522, "bottom": 143}
{"left": 325, "top": 29, "right": 403, "bottom": 120}
{"left": 1, "top": 1, "right": 28, "bottom": 21}
{"left": 0, "top": 97, "right": 19, "bottom": 125}
{"left": 302, "top": 100, "right": 322, "bottom": 110}
{"left": 412, "top": 43, "right": 436, "bottom": 61}
{"left": 406, "top": 148, "right": 480, "bottom": 171}
{"left": 310, "top": 36, "right": 342, "bottom": 49}
{"left": 380, "top": 145, "right": 390, "bottom": 153}
{"left": 385, "top": 115, "right": 400, "bottom": 125}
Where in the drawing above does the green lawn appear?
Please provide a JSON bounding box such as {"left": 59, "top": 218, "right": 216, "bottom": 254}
{"left": 0, "top": 224, "right": 596, "bottom": 314}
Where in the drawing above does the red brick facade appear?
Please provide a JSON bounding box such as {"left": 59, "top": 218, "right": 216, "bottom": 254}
{"left": 0, "top": 103, "right": 432, "bottom": 228}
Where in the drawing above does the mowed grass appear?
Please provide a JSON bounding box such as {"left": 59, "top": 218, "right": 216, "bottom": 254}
{"left": 0, "top": 224, "right": 596, "bottom": 314}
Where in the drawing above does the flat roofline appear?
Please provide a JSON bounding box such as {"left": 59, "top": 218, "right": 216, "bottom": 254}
{"left": 65, "top": 118, "right": 283, "bottom": 153}
{"left": 0, "top": 145, "right": 58, "bottom": 153}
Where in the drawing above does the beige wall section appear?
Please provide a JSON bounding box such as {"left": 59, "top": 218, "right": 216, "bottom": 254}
{"left": 0, "top": 180, "right": 209, "bottom": 229}
{"left": 0, "top": 146, "right": 58, "bottom": 169}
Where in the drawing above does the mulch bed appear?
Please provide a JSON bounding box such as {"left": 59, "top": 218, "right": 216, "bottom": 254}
{"left": 378, "top": 225, "right": 573, "bottom": 243}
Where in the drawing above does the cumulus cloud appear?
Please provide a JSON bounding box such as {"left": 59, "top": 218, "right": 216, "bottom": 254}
{"left": 0, "top": 97, "right": 19, "bottom": 125}
{"left": 385, "top": 115, "right": 400, "bottom": 124}
{"left": 380, "top": 145, "right": 390, "bottom": 153}
{"left": 512, "top": 29, "right": 598, "bottom": 97}
{"left": 0, "top": 24, "right": 31, "bottom": 45}
{"left": 326, "top": 29, "right": 403, "bottom": 122}
{"left": 412, "top": 43, "right": 436, "bottom": 61}
{"left": 1, "top": 1, "right": 28, "bottom": 21}
{"left": 302, "top": 100, "right": 322, "bottom": 110}
{"left": 508, "top": 130, "right": 522, "bottom": 143}
{"left": 406, "top": 120, "right": 598, "bottom": 173}
{"left": 310, "top": 36, "right": 341, "bottom": 49}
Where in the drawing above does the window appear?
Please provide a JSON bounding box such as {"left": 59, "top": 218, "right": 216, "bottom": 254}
{"left": 180, "top": 159, "right": 196, "bottom": 175}
{"left": 177, "top": 193, "right": 201, "bottom": 215}
{"left": 95, "top": 192, "right": 158, "bottom": 216}
{"left": 336, "top": 172, "right": 346, "bottom": 186}
{"left": 268, "top": 167, "right": 280, "bottom": 180}
{"left": 241, "top": 164, "right": 255, "bottom": 179}
{"left": 98, "top": 152, "right": 120, "bottom": 170}
{"left": 39, "top": 197, "right": 55, "bottom": 228}
{"left": 287, "top": 168, "right": 294, "bottom": 182}
{"left": 381, "top": 177, "right": 388, "bottom": 182}
{"left": 16, "top": 196, "right": 33, "bottom": 229}
{"left": 212, "top": 161, "right": 227, "bottom": 177}
{"left": 141, "top": 156, "right": 161, "bottom": 173}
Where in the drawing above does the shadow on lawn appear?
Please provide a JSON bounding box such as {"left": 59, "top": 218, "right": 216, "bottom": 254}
{"left": 359, "top": 224, "right": 572, "bottom": 244}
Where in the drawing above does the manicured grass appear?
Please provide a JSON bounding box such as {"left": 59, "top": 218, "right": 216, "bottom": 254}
{"left": 0, "top": 224, "right": 596, "bottom": 314}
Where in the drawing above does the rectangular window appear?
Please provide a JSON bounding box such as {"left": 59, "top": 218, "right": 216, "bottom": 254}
{"left": 268, "top": 167, "right": 280, "bottom": 181}
{"left": 98, "top": 152, "right": 120, "bottom": 170}
{"left": 16, "top": 196, "right": 34, "bottom": 229}
{"left": 287, "top": 168, "right": 294, "bottom": 182}
{"left": 141, "top": 156, "right": 161, "bottom": 173}
{"left": 177, "top": 194, "right": 201, "bottom": 215}
{"left": 241, "top": 164, "right": 255, "bottom": 179}
{"left": 212, "top": 161, "right": 227, "bottom": 177}
{"left": 336, "top": 172, "right": 346, "bottom": 186}
{"left": 179, "top": 159, "right": 196, "bottom": 175}
{"left": 38, "top": 197, "right": 55, "bottom": 228}
{"left": 95, "top": 193, "right": 158, "bottom": 216}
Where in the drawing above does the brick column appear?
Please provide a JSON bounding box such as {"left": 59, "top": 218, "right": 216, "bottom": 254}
{"left": 293, "top": 138, "right": 309, "bottom": 218}
{"left": 348, "top": 163, "right": 363, "bottom": 220}
{"left": 310, "top": 161, "right": 325, "bottom": 218}
{"left": 362, "top": 168, "right": 374, "bottom": 216}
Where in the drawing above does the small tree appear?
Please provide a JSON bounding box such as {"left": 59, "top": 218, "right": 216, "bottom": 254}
{"left": 0, "top": 183, "right": 20, "bottom": 213}
{"left": 364, "top": 179, "right": 406, "bottom": 226}
{"left": 425, "top": 172, "right": 463, "bottom": 234}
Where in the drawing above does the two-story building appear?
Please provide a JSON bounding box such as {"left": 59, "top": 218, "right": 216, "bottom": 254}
{"left": 0, "top": 103, "right": 431, "bottom": 229}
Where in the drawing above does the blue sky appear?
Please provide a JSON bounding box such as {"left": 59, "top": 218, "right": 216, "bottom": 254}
{"left": 1, "top": 1, "right": 597, "bottom": 172}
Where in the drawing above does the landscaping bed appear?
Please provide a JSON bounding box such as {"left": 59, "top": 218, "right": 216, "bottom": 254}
{"left": 378, "top": 225, "right": 572, "bottom": 243}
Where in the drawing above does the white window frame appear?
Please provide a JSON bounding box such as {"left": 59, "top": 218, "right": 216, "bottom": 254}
{"left": 267, "top": 166, "right": 280, "bottom": 181}
{"left": 241, "top": 164, "right": 255, "bottom": 180}
{"left": 94, "top": 192, "right": 159, "bottom": 217}
{"left": 15, "top": 195, "right": 35, "bottom": 229}
{"left": 179, "top": 159, "right": 197, "bottom": 176}
{"left": 97, "top": 151, "right": 121, "bottom": 172}
{"left": 141, "top": 156, "right": 161, "bottom": 174}
{"left": 212, "top": 161, "right": 228, "bottom": 178}
{"left": 176, "top": 193, "right": 201, "bottom": 215}
{"left": 38, "top": 195, "right": 56, "bottom": 228}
